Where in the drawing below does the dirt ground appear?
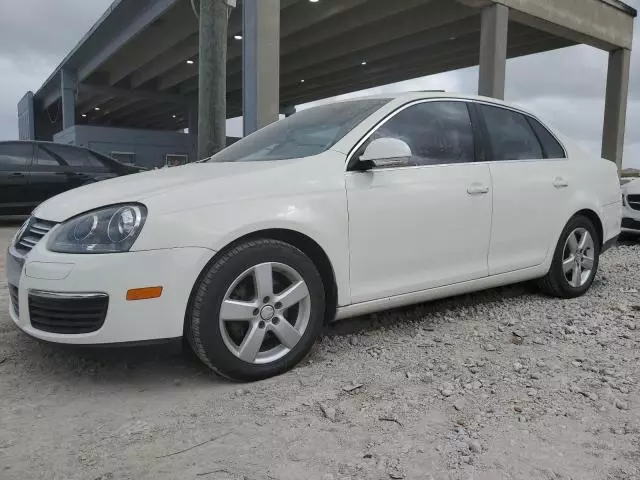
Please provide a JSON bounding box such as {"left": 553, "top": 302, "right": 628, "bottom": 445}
{"left": 0, "top": 223, "right": 639, "bottom": 480}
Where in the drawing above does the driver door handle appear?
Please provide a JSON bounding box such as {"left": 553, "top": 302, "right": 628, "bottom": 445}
{"left": 553, "top": 177, "right": 569, "bottom": 188}
{"left": 467, "top": 183, "right": 490, "bottom": 195}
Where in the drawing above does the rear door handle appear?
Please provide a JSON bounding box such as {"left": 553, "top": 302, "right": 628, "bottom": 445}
{"left": 10, "top": 172, "right": 25, "bottom": 177}
{"left": 553, "top": 177, "right": 569, "bottom": 188}
{"left": 467, "top": 183, "right": 490, "bottom": 195}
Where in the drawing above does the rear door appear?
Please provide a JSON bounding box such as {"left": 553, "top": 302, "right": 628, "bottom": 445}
{"left": 0, "top": 142, "right": 34, "bottom": 216}
{"left": 475, "top": 103, "right": 572, "bottom": 275}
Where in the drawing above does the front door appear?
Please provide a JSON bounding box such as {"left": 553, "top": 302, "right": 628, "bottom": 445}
{"left": 346, "top": 101, "right": 493, "bottom": 304}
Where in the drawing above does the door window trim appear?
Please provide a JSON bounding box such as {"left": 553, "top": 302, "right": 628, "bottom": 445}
{"left": 345, "top": 97, "right": 567, "bottom": 171}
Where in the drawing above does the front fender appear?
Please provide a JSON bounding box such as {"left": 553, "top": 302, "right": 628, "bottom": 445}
{"left": 133, "top": 190, "right": 351, "bottom": 306}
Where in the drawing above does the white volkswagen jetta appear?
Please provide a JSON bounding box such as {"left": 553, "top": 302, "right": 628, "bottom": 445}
{"left": 6, "top": 92, "right": 622, "bottom": 381}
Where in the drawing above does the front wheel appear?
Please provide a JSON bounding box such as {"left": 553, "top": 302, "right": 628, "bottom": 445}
{"left": 538, "top": 215, "right": 600, "bottom": 298}
{"left": 186, "top": 238, "right": 325, "bottom": 381}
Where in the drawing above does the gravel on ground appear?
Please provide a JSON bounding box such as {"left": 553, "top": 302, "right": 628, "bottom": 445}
{"left": 0, "top": 224, "right": 639, "bottom": 480}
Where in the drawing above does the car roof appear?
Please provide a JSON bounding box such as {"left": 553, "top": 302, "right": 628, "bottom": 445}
{"left": 338, "top": 91, "right": 516, "bottom": 108}
{"left": 329, "top": 91, "right": 538, "bottom": 119}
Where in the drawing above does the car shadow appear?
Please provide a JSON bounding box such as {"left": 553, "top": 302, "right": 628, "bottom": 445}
{"left": 6, "top": 332, "right": 226, "bottom": 389}
{"left": 324, "top": 281, "right": 537, "bottom": 337}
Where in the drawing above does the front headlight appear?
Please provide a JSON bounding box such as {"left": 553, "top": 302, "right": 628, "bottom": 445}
{"left": 48, "top": 204, "right": 147, "bottom": 254}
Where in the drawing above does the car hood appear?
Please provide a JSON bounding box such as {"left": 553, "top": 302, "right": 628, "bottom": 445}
{"left": 33, "top": 159, "right": 321, "bottom": 222}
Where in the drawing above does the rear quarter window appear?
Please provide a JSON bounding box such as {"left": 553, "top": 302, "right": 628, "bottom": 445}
{"left": 526, "top": 117, "right": 566, "bottom": 159}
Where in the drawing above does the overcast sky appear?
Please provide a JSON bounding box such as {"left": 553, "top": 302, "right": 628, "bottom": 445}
{"left": 0, "top": 0, "right": 638, "bottom": 168}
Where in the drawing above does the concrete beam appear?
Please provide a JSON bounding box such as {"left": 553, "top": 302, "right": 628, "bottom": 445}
{"left": 275, "top": 17, "right": 482, "bottom": 89}
{"left": 243, "top": 0, "right": 280, "bottom": 135}
{"left": 101, "top": 100, "right": 155, "bottom": 124}
{"left": 497, "top": 0, "right": 635, "bottom": 51}
{"left": 478, "top": 4, "right": 509, "bottom": 99}
{"left": 130, "top": 34, "right": 199, "bottom": 88}
{"left": 105, "top": 2, "right": 198, "bottom": 86}
{"left": 77, "top": 0, "right": 181, "bottom": 81}
{"left": 61, "top": 69, "right": 77, "bottom": 130}
{"left": 42, "top": 75, "right": 61, "bottom": 110}
{"left": 282, "top": 35, "right": 570, "bottom": 106}
{"left": 602, "top": 48, "right": 631, "bottom": 168}
{"left": 78, "top": 84, "right": 187, "bottom": 106}
{"left": 159, "top": 0, "right": 453, "bottom": 93}
{"left": 84, "top": 97, "right": 135, "bottom": 118}
{"left": 117, "top": 103, "right": 178, "bottom": 126}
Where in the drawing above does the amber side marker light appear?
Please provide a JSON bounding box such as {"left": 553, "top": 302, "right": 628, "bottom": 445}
{"left": 126, "top": 286, "right": 163, "bottom": 301}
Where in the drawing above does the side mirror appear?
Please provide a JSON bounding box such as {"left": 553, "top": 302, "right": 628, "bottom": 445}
{"left": 357, "top": 137, "right": 412, "bottom": 170}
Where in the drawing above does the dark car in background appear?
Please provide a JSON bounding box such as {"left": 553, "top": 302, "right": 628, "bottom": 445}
{"left": 0, "top": 141, "right": 143, "bottom": 218}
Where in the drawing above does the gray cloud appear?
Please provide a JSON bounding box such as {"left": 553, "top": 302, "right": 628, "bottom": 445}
{"left": 0, "top": 0, "right": 112, "bottom": 141}
{"left": 0, "top": 0, "right": 638, "bottom": 168}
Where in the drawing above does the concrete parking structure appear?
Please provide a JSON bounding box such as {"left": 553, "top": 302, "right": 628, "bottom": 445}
{"left": 17, "top": 0, "right": 636, "bottom": 167}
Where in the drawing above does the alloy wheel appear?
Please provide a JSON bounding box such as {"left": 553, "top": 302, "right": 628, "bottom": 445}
{"left": 562, "top": 227, "right": 595, "bottom": 288}
{"left": 218, "top": 262, "right": 311, "bottom": 364}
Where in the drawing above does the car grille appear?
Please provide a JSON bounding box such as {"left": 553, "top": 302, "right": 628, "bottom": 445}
{"left": 28, "top": 291, "right": 109, "bottom": 334}
{"left": 627, "top": 194, "right": 640, "bottom": 211}
{"left": 15, "top": 218, "right": 57, "bottom": 255}
{"left": 8, "top": 285, "right": 19, "bottom": 316}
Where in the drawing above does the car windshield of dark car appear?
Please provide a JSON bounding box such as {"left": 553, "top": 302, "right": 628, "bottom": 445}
{"left": 206, "top": 99, "right": 389, "bottom": 163}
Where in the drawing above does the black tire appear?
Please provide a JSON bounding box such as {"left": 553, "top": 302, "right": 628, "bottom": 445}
{"left": 186, "top": 238, "right": 325, "bottom": 381}
{"left": 538, "top": 215, "right": 600, "bottom": 298}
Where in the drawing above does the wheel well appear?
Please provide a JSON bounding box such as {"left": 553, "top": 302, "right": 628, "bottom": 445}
{"left": 574, "top": 209, "right": 603, "bottom": 247}
{"left": 188, "top": 229, "right": 338, "bottom": 326}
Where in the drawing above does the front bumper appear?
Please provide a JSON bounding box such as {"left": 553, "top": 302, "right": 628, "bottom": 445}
{"left": 6, "top": 243, "right": 214, "bottom": 344}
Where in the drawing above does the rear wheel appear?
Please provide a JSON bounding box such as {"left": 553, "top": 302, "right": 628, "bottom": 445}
{"left": 186, "top": 238, "right": 325, "bottom": 381}
{"left": 538, "top": 215, "right": 600, "bottom": 298}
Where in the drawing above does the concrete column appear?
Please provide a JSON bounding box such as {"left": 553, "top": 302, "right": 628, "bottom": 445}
{"left": 61, "top": 69, "right": 77, "bottom": 130}
{"left": 198, "top": 0, "right": 232, "bottom": 159}
{"left": 478, "top": 4, "right": 509, "bottom": 99}
{"left": 243, "top": 0, "right": 280, "bottom": 135}
{"left": 602, "top": 48, "right": 631, "bottom": 169}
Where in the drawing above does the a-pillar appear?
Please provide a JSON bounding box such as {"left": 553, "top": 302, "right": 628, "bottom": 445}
{"left": 478, "top": 4, "right": 509, "bottom": 99}
{"left": 242, "top": 0, "right": 280, "bottom": 135}
{"left": 602, "top": 48, "right": 631, "bottom": 169}
{"left": 61, "top": 68, "right": 77, "bottom": 130}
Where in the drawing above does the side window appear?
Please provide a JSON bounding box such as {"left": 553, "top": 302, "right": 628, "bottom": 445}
{"left": 527, "top": 117, "right": 566, "bottom": 159}
{"left": 36, "top": 144, "right": 108, "bottom": 171}
{"left": 368, "top": 101, "right": 475, "bottom": 166}
{"left": 36, "top": 145, "right": 65, "bottom": 167}
{"left": 85, "top": 152, "right": 109, "bottom": 172}
{"left": 0, "top": 143, "right": 32, "bottom": 170}
{"left": 36, "top": 144, "right": 84, "bottom": 168}
{"left": 479, "top": 105, "right": 543, "bottom": 161}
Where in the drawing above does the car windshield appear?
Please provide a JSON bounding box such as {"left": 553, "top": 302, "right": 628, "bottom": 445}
{"left": 206, "top": 98, "right": 389, "bottom": 162}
